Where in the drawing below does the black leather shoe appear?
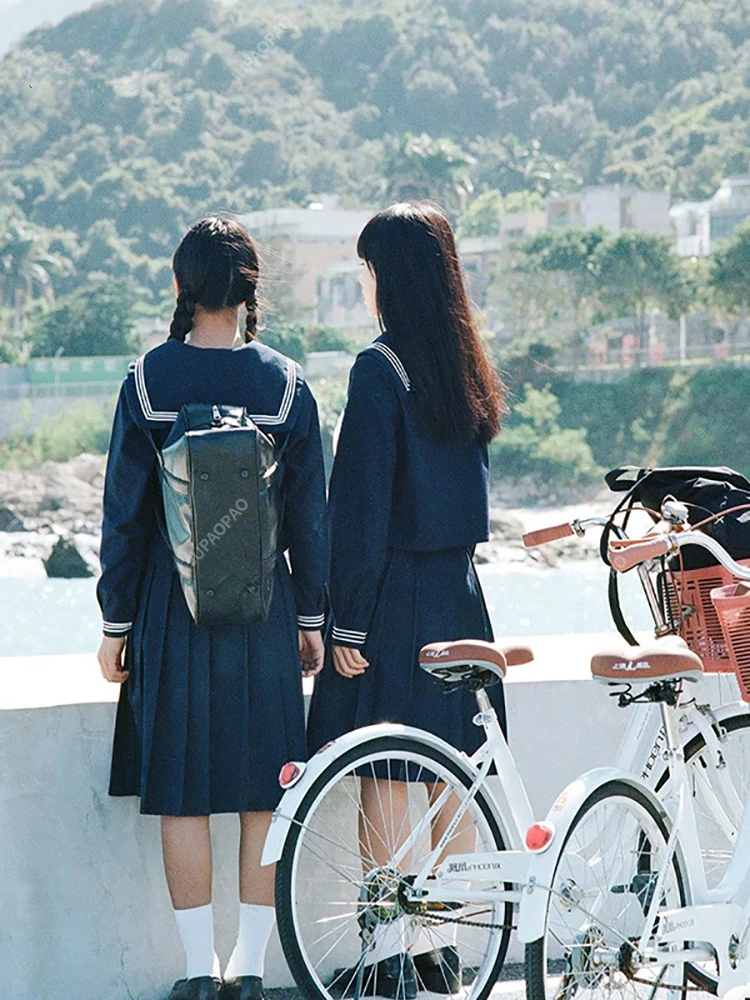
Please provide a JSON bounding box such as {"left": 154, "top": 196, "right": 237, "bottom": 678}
{"left": 413, "top": 946, "right": 461, "bottom": 994}
{"left": 219, "top": 975, "right": 264, "bottom": 1000}
{"left": 168, "top": 977, "right": 221, "bottom": 1000}
{"left": 329, "top": 953, "right": 418, "bottom": 998}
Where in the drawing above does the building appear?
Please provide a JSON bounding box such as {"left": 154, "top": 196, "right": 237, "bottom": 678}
{"left": 240, "top": 196, "right": 375, "bottom": 315}
{"left": 316, "top": 259, "right": 373, "bottom": 330}
{"left": 671, "top": 177, "right": 750, "bottom": 257}
{"left": 546, "top": 185, "right": 671, "bottom": 237}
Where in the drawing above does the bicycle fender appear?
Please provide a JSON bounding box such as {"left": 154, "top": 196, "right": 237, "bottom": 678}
{"left": 516, "top": 767, "right": 667, "bottom": 944}
{"left": 261, "top": 723, "right": 486, "bottom": 866}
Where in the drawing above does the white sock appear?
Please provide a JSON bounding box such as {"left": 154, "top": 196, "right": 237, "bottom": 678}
{"left": 365, "top": 916, "right": 408, "bottom": 965}
{"left": 173, "top": 903, "right": 220, "bottom": 980}
{"left": 225, "top": 903, "right": 276, "bottom": 979}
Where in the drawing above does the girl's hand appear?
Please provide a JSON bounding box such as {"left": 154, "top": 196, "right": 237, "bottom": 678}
{"left": 299, "top": 630, "right": 325, "bottom": 676}
{"left": 97, "top": 635, "right": 129, "bottom": 683}
{"left": 333, "top": 644, "right": 369, "bottom": 678}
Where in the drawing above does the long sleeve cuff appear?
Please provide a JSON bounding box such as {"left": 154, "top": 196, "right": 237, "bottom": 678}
{"left": 332, "top": 625, "right": 368, "bottom": 648}
{"left": 102, "top": 620, "right": 132, "bottom": 638}
{"left": 297, "top": 613, "right": 326, "bottom": 631}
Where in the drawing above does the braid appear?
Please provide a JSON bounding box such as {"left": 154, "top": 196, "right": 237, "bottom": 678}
{"left": 169, "top": 292, "right": 196, "bottom": 341}
{"left": 244, "top": 286, "right": 258, "bottom": 343}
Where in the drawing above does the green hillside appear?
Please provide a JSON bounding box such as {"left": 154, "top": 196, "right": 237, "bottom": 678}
{"left": 0, "top": 0, "right": 748, "bottom": 311}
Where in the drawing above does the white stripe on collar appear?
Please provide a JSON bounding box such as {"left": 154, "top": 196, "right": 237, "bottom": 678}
{"left": 250, "top": 357, "right": 297, "bottom": 426}
{"left": 369, "top": 342, "right": 411, "bottom": 391}
{"left": 133, "top": 354, "right": 298, "bottom": 426}
{"left": 134, "top": 355, "right": 179, "bottom": 422}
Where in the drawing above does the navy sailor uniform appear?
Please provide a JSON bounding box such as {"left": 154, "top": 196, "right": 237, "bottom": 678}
{"left": 97, "top": 338, "right": 328, "bottom": 815}
{"left": 307, "top": 334, "right": 506, "bottom": 758}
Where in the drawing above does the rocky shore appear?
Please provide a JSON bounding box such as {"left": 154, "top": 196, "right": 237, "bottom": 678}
{"left": 0, "top": 455, "right": 105, "bottom": 576}
{"left": 0, "top": 456, "right": 612, "bottom": 577}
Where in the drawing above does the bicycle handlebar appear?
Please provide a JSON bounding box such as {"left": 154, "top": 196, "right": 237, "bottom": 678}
{"left": 523, "top": 522, "right": 574, "bottom": 548}
{"left": 522, "top": 516, "right": 612, "bottom": 549}
{"left": 608, "top": 537, "right": 670, "bottom": 572}
{"left": 609, "top": 530, "right": 750, "bottom": 581}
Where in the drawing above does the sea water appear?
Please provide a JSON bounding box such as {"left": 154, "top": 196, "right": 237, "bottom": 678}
{"left": 0, "top": 561, "right": 652, "bottom": 657}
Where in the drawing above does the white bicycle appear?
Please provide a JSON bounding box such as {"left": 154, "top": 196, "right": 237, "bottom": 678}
{"left": 521, "top": 523, "right": 750, "bottom": 1000}
{"left": 262, "top": 511, "right": 750, "bottom": 1000}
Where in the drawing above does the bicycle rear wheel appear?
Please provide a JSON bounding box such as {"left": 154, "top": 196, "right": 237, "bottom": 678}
{"left": 525, "top": 780, "right": 689, "bottom": 1000}
{"left": 276, "top": 734, "right": 514, "bottom": 1000}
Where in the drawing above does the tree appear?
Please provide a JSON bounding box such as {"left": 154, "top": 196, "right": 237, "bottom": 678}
{"left": 491, "top": 384, "right": 601, "bottom": 484}
{"left": 0, "top": 212, "right": 71, "bottom": 333}
{"left": 593, "top": 232, "right": 693, "bottom": 345}
{"left": 457, "top": 190, "right": 504, "bottom": 238}
{"left": 383, "top": 132, "right": 476, "bottom": 217}
{"left": 520, "top": 227, "right": 607, "bottom": 332}
{"left": 30, "top": 282, "right": 140, "bottom": 357}
{"left": 710, "top": 223, "right": 750, "bottom": 313}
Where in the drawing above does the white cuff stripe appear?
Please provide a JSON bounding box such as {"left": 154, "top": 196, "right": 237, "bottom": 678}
{"left": 332, "top": 627, "right": 368, "bottom": 643}
{"left": 298, "top": 614, "right": 325, "bottom": 628}
{"left": 102, "top": 621, "right": 132, "bottom": 633}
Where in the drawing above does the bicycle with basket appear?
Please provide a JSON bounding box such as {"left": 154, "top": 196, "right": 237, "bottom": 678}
{"left": 520, "top": 469, "right": 750, "bottom": 1000}
{"left": 262, "top": 466, "right": 750, "bottom": 1000}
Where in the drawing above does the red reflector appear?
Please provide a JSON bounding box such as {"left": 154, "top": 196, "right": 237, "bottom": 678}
{"left": 526, "top": 822, "right": 554, "bottom": 852}
{"left": 279, "top": 761, "right": 303, "bottom": 788}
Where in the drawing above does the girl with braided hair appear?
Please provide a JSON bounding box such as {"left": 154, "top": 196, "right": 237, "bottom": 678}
{"left": 96, "top": 217, "right": 328, "bottom": 1000}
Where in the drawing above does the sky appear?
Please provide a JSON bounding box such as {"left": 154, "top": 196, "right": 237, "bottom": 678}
{"left": 0, "top": 0, "right": 100, "bottom": 55}
{"left": 0, "top": 0, "right": 238, "bottom": 57}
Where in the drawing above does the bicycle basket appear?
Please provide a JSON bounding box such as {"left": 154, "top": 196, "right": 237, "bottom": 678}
{"left": 658, "top": 561, "right": 750, "bottom": 673}
{"left": 711, "top": 583, "right": 750, "bottom": 701}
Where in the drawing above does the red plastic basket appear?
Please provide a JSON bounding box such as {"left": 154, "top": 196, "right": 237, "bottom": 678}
{"left": 658, "top": 561, "right": 750, "bottom": 673}
{"left": 711, "top": 583, "right": 750, "bottom": 702}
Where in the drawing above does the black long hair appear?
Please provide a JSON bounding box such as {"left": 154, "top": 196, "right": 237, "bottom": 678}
{"left": 357, "top": 201, "right": 504, "bottom": 447}
{"left": 169, "top": 216, "right": 261, "bottom": 342}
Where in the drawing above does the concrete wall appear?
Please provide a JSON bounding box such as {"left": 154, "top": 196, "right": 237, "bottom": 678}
{"left": 0, "top": 639, "right": 742, "bottom": 1000}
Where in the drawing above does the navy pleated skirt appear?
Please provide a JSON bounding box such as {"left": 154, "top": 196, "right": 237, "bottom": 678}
{"left": 307, "top": 547, "right": 506, "bottom": 758}
{"left": 109, "top": 535, "right": 307, "bottom": 816}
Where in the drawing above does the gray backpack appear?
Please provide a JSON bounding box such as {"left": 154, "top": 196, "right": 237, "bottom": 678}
{"left": 155, "top": 403, "right": 279, "bottom": 625}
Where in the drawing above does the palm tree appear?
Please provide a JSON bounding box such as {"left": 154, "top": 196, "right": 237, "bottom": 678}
{"left": 382, "top": 132, "right": 476, "bottom": 218}
{"left": 0, "top": 214, "right": 65, "bottom": 333}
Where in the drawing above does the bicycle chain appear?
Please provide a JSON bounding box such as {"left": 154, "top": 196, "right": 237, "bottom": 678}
{"left": 625, "top": 971, "right": 708, "bottom": 993}
{"left": 415, "top": 912, "right": 516, "bottom": 932}
{"left": 414, "top": 917, "right": 707, "bottom": 993}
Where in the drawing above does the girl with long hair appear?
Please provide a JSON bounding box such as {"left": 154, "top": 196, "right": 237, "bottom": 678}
{"left": 307, "top": 201, "right": 506, "bottom": 999}
{"left": 96, "top": 217, "right": 328, "bottom": 1000}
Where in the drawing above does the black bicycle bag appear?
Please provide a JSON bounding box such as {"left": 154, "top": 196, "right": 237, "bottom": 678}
{"left": 605, "top": 465, "right": 750, "bottom": 568}
{"left": 157, "top": 403, "right": 279, "bottom": 625}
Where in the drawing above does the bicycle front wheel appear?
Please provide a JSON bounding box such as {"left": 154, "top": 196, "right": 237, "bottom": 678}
{"left": 525, "top": 780, "right": 689, "bottom": 1000}
{"left": 658, "top": 708, "right": 750, "bottom": 889}
{"left": 276, "top": 734, "right": 514, "bottom": 1000}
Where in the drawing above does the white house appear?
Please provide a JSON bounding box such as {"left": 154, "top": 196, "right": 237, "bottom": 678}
{"left": 671, "top": 177, "right": 750, "bottom": 257}
{"left": 240, "top": 195, "right": 375, "bottom": 312}
{"left": 546, "top": 184, "right": 671, "bottom": 237}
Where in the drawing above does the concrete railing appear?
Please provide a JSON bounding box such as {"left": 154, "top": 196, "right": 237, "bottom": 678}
{"left": 0, "top": 636, "right": 740, "bottom": 1000}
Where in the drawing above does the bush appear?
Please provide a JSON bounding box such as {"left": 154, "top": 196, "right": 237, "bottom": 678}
{"left": 0, "top": 398, "right": 113, "bottom": 469}
{"left": 491, "top": 384, "right": 602, "bottom": 484}
{"left": 258, "top": 321, "right": 307, "bottom": 363}
{"left": 30, "top": 282, "right": 140, "bottom": 357}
